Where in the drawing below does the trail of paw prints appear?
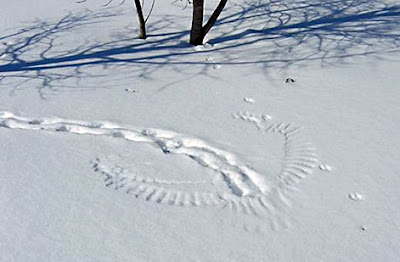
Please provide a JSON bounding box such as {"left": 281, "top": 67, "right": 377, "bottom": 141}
{"left": 0, "top": 110, "right": 318, "bottom": 229}
{"left": 0, "top": 110, "right": 272, "bottom": 199}
{"left": 205, "top": 57, "right": 221, "bottom": 69}
{"left": 192, "top": 43, "right": 222, "bottom": 69}
{"left": 0, "top": 111, "right": 278, "bottom": 217}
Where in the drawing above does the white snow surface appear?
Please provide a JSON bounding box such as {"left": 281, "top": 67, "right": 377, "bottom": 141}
{"left": 1, "top": 0, "right": 400, "bottom": 261}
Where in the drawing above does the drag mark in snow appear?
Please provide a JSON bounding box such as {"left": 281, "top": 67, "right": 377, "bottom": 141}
{"left": 0, "top": 111, "right": 318, "bottom": 220}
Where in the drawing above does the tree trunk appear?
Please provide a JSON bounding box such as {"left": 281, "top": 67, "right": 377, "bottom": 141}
{"left": 134, "top": 0, "right": 147, "bottom": 39}
{"left": 202, "top": 0, "right": 228, "bottom": 37}
{"left": 190, "top": 0, "right": 205, "bottom": 45}
{"left": 189, "top": 0, "right": 228, "bottom": 46}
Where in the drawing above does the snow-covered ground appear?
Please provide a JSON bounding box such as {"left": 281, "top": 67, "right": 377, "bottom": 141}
{"left": 1, "top": 0, "right": 400, "bottom": 261}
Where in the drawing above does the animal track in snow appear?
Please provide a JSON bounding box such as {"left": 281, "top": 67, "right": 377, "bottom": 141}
{"left": 194, "top": 43, "right": 213, "bottom": 52}
{"left": 0, "top": 110, "right": 318, "bottom": 219}
{"left": 348, "top": 192, "right": 364, "bottom": 201}
{"left": 204, "top": 56, "right": 221, "bottom": 69}
{"left": 319, "top": 163, "right": 332, "bottom": 172}
{"left": 125, "top": 88, "right": 138, "bottom": 93}
{"left": 232, "top": 111, "right": 263, "bottom": 127}
{"left": 243, "top": 98, "right": 255, "bottom": 104}
{"left": 262, "top": 114, "right": 272, "bottom": 121}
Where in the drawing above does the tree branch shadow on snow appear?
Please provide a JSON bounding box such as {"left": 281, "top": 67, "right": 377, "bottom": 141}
{"left": 0, "top": 0, "right": 400, "bottom": 98}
